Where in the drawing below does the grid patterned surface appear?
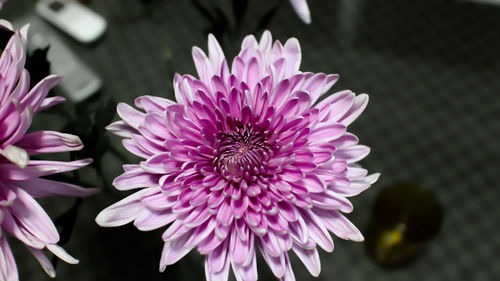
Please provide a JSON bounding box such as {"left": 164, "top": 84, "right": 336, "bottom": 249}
{"left": 1, "top": 0, "right": 499, "bottom": 280}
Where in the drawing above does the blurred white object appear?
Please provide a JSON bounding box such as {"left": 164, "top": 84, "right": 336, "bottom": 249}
{"left": 15, "top": 15, "right": 102, "bottom": 102}
{"left": 289, "top": 0, "right": 311, "bottom": 24}
{"left": 463, "top": 0, "right": 500, "bottom": 5}
{"left": 36, "top": 0, "right": 106, "bottom": 43}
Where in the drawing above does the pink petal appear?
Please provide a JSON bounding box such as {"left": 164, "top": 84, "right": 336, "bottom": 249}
{"left": 20, "top": 75, "right": 61, "bottom": 112}
{"left": 9, "top": 188, "right": 59, "bottom": 244}
{"left": 0, "top": 232, "right": 18, "bottom": 281}
{"left": 204, "top": 249, "right": 230, "bottom": 281}
{"left": 0, "top": 159, "right": 92, "bottom": 181}
{"left": 309, "top": 122, "right": 346, "bottom": 145}
{"left": 280, "top": 254, "right": 296, "bottom": 281}
{"left": 159, "top": 231, "right": 195, "bottom": 271}
{"left": 133, "top": 208, "right": 176, "bottom": 231}
{"left": 95, "top": 189, "right": 150, "bottom": 227}
{"left": 117, "top": 102, "right": 145, "bottom": 130}
{"left": 289, "top": 0, "right": 311, "bottom": 24}
{"left": 230, "top": 227, "right": 253, "bottom": 265}
{"left": 292, "top": 243, "right": 321, "bottom": 276}
{"left": 334, "top": 145, "right": 370, "bottom": 163}
{"left": 27, "top": 246, "right": 55, "bottom": 278}
{"left": 14, "top": 178, "right": 99, "bottom": 198}
{"left": 260, "top": 245, "right": 285, "bottom": 278}
{"left": 338, "top": 94, "right": 369, "bottom": 126}
{"left": 300, "top": 209, "right": 334, "bottom": 252}
{"left": 283, "top": 38, "right": 301, "bottom": 77}
{"left": 106, "top": 121, "right": 137, "bottom": 138}
{"left": 38, "top": 96, "right": 66, "bottom": 111}
{"left": 231, "top": 251, "right": 258, "bottom": 281}
{"left": 312, "top": 208, "right": 364, "bottom": 241}
{"left": 113, "top": 168, "right": 160, "bottom": 190}
{"left": 192, "top": 47, "right": 211, "bottom": 84}
{"left": 208, "top": 238, "right": 229, "bottom": 273}
{"left": 134, "top": 95, "right": 174, "bottom": 113}
{"left": 16, "top": 131, "right": 83, "bottom": 154}
{"left": 46, "top": 244, "right": 78, "bottom": 264}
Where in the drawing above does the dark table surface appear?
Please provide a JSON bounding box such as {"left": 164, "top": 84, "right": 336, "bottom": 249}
{"left": 1, "top": 0, "right": 499, "bottom": 280}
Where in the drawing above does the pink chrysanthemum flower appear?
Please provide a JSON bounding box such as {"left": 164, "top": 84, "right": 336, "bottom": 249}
{"left": 0, "top": 23, "right": 98, "bottom": 280}
{"left": 289, "top": 0, "right": 311, "bottom": 24}
{"left": 97, "top": 31, "right": 379, "bottom": 280}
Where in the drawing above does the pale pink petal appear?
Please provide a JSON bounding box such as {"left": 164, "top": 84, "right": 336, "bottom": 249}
{"left": 46, "top": 244, "right": 78, "bottom": 264}
{"left": 27, "top": 246, "right": 56, "bottom": 278}
{"left": 9, "top": 188, "right": 59, "bottom": 244}
{"left": 159, "top": 231, "right": 195, "bottom": 271}
{"left": 0, "top": 232, "right": 18, "bottom": 281}
{"left": 292, "top": 243, "right": 320, "bottom": 276}
{"left": 312, "top": 209, "right": 364, "bottom": 242}
{"left": 106, "top": 121, "right": 137, "bottom": 138}
{"left": 14, "top": 178, "right": 99, "bottom": 198}
{"left": 16, "top": 131, "right": 83, "bottom": 154}
{"left": 338, "top": 93, "right": 369, "bottom": 126}
{"left": 95, "top": 189, "right": 150, "bottom": 227}
{"left": 289, "top": 0, "right": 311, "bottom": 24}
{"left": 117, "top": 102, "right": 145, "bottom": 129}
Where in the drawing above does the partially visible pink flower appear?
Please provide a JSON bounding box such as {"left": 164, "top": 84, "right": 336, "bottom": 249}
{"left": 290, "top": 0, "right": 311, "bottom": 24}
{"left": 0, "top": 0, "right": 6, "bottom": 10}
{"left": 0, "top": 22, "right": 98, "bottom": 280}
{"left": 97, "top": 31, "right": 378, "bottom": 280}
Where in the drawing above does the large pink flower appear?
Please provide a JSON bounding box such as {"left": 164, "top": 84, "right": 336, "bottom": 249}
{"left": 97, "top": 31, "right": 379, "bottom": 281}
{"left": 0, "top": 23, "right": 98, "bottom": 280}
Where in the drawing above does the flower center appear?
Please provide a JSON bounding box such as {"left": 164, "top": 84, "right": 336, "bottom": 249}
{"left": 214, "top": 127, "right": 270, "bottom": 182}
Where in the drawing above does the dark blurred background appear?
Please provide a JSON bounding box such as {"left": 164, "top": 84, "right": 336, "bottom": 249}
{"left": 1, "top": 0, "right": 499, "bottom": 280}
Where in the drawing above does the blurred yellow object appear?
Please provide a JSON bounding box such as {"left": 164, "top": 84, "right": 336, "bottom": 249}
{"left": 365, "top": 183, "right": 443, "bottom": 268}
